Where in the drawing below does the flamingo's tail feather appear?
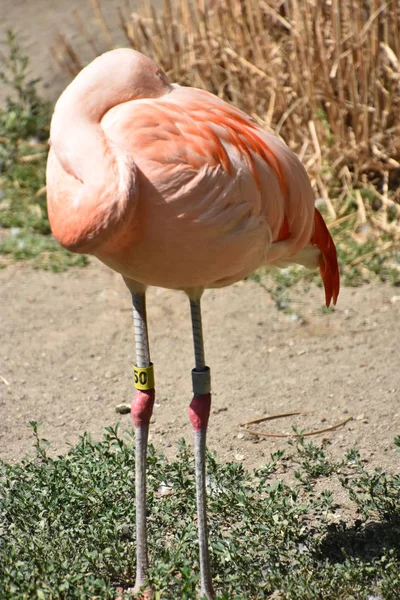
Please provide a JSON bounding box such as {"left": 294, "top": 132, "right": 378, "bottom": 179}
{"left": 310, "top": 208, "right": 340, "bottom": 307}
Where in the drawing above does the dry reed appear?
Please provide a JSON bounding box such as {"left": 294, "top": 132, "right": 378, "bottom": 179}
{"left": 52, "top": 0, "right": 400, "bottom": 257}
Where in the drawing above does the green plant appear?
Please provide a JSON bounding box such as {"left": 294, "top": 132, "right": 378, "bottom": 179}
{"left": 341, "top": 467, "right": 400, "bottom": 524}
{"left": 1, "top": 426, "right": 399, "bottom": 599}
{"left": 0, "top": 31, "right": 88, "bottom": 271}
{"left": 289, "top": 434, "right": 341, "bottom": 483}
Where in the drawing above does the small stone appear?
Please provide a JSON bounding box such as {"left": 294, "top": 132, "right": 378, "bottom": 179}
{"left": 356, "top": 413, "right": 365, "bottom": 421}
{"left": 115, "top": 403, "right": 131, "bottom": 415}
{"left": 237, "top": 431, "right": 245, "bottom": 440}
{"left": 235, "top": 454, "right": 245, "bottom": 461}
{"left": 157, "top": 484, "right": 173, "bottom": 497}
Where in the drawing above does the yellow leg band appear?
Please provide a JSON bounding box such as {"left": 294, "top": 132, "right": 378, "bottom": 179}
{"left": 134, "top": 363, "right": 155, "bottom": 390}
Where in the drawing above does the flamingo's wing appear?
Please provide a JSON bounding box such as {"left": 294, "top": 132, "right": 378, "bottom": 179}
{"left": 101, "top": 89, "right": 291, "bottom": 240}
{"left": 160, "top": 88, "right": 316, "bottom": 249}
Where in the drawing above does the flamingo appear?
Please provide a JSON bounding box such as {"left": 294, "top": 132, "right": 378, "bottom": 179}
{"left": 46, "top": 48, "right": 339, "bottom": 599}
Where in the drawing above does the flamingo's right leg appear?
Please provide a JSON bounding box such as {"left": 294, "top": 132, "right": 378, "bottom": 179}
{"left": 188, "top": 297, "right": 215, "bottom": 600}
{"left": 130, "top": 290, "right": 155, "bottom": 597}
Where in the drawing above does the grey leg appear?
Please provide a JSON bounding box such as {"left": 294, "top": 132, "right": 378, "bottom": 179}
{"left": 188, "top": 298, "right": 214, "bottom": 600}
{"left": 130, "top": 292, "right": 155, "bottom": 596}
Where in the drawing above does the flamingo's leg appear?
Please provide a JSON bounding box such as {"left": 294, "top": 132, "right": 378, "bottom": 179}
{"left": 188, "top": 297, "right": 214, "bottom": 600}
{"left": 130, "top": 291, "right": 155, "bottom": 595}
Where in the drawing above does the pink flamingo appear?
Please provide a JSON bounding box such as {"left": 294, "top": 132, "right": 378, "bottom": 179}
{"left": 46, "top": 49, "right": 339, "bottom": 599}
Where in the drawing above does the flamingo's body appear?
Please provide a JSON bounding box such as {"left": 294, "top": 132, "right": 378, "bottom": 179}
{"left": 46, "top": 48, "right": 339, "bottom": 599}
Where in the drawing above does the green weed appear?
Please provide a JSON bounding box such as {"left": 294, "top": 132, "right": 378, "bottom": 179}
{"left": 0, "top": 31, "right": 88, "bottom": 271}
{"left": 289, "top": 434, "right": 341, "bottom": 484}
{"left": 1, "top": 426, "right": 399, "bottom": 599}
{"left": 341, "top": 467, "right": 400, "bottom": 524}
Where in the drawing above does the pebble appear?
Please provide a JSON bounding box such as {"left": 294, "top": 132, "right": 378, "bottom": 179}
{"left": 115, "top": 403, "right": 131, "bottom": 414}
{"left": 157, "top": 484, "right": 173, "bottom": 497}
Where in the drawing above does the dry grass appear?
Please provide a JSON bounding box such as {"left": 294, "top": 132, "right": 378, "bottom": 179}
{"left": 52, "top": 0, "right": 400, "bottom": 276}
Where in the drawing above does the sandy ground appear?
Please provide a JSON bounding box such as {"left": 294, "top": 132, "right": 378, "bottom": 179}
{"left": 1, "top": 259, "right": 399, "bottom": 474}
{"left": 0, "top": 1, "right": 399, "bottom": 475}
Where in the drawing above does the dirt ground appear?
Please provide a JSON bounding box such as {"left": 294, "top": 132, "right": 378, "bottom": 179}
{"left": 1, "top": 259, "right": 399, "bottom": 473}
{"left": 0, "top": 2, "right": 399, "bottom": 474}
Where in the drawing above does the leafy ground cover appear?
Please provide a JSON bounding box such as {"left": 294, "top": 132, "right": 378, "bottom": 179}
{"left": 1, "top": 425, "right": 399, "bottom": 599}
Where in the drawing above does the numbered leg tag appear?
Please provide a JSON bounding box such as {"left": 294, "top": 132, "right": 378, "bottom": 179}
{"left": 134, "top": 363, "right": 155, "bottom": 390}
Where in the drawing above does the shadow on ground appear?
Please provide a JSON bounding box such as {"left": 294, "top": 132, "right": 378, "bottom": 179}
{"left": 318, "top": 516, "right": 400, "bottom": 563}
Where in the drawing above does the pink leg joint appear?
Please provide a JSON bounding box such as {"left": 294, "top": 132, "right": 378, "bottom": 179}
{"left": 131, "top": 389, "right": 155, "bottom": 428}
{"left": 189, "top": 393, "right": 211, "bottom": 431}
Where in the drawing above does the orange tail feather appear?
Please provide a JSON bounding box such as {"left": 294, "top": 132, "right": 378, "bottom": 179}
{"left": 310, "top": 209, "right": 340, "bottom": 307}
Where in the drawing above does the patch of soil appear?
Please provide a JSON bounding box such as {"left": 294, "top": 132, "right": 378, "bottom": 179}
{"left": 1, "top": 260, "right": 399, "bottom": 475}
